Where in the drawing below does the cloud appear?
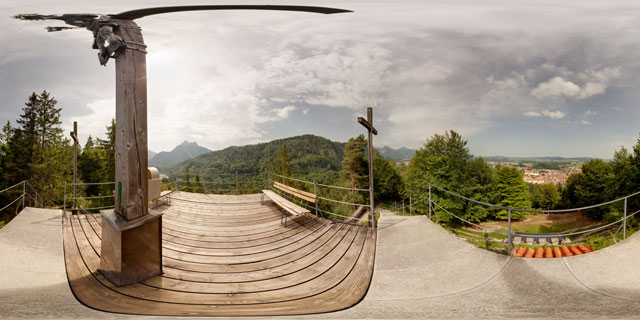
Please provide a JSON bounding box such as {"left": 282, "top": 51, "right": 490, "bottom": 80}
{"left": 542, "top": 109, "right": 566, "bottom": 119}
{"left": 531, "top": 77, "right": 582, "bottom": 99}
{"left": 524, "top": 111, "right": 541, "bottom": 117}
{"left": 582, "top": 120, "right": 592, "bottom": 125}
{"left": 584, "top": 109, "right": 597, "bottom": 117}
{"left": 66, "top": 99, "right": 115, "bottom": 144}
{"left": 530, "top": 66, "right": 620, "bottom": 101}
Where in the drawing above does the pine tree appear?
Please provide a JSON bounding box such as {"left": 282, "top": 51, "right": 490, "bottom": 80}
{"left": 340, "top": 135, "right": 368, "bottom": 209}
{"left": 273, "top": 144, "right": 292, "bottom": 177}
{"left": 4, "top": 91, "right": 71, "bottom": 203}
{"left": 340, "top": 135, "right": 368, "bottom": 190}
{"left": 97, "top": 119, "right": 116, "bottom": 182}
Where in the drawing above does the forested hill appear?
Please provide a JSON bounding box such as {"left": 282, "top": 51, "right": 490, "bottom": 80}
{"left": 378, "top": 146, "right": 415, "bottom": 162}
{"left": 166, "top": 135, "right": 346, "bottom": 181}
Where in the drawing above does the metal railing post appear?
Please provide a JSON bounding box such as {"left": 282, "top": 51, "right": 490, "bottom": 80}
{"left": 508, "top": 208, "right": 513, "bottom": 256}
{"left": 63, "top": 182, "right": 67, "bottom": 212}
{"left": 402, "top": 199, "right": 405, "bottom": 215}
{"left": 428, "top": 184, "right": 432, "bottom": 219}
{"left": 623, "top": 197, "right": 627, "bottom": 240}
{"left": 409, "top": 195, "right": 412, "bottom": 215}
{"left": 313, "top": 181, "right": 318, "bottom": 218}
{"left": 235, "top": 171, "right": 238, "bottom": 194}
{"left": 21, "top": 181, "right": 26, "bottom": 210}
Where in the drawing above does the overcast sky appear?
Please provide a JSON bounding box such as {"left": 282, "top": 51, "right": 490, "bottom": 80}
{"left": 1, "top": 0, "right": 640, "bottom": 158}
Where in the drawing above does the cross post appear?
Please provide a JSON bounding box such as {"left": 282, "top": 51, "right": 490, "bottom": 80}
{"left": 357, "top": 107, "right": 378, "bottom": 230}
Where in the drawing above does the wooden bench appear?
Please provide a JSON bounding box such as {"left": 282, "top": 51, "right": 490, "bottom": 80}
{"left": 262, "top": 181, "right": 317, "bottom": 226}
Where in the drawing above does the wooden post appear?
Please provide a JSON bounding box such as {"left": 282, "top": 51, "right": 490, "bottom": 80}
{"left": 357, "top": 107, "right": 377, "bottom": 230}
{"left": 113, "top": 20, "right": 149, "bottom": 221}
{"left": 99, "top": 19, "right": 162, "bottom": 287}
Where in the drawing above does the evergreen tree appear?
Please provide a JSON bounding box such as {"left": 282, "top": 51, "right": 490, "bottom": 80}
{"left": 184, "top": 167, "right": 191, "bottom": 192}
{"left": 273, "top": 143, "right": 292, "bottom": 177}
{"left": 0, "top": 121, "right": 13, "bottom": 144}
{"left": 340, "top": 135, "right": 368, "bottom": 209}
{"left": 0, "top": 121, "right": 13, "bottom": 188}
{"left": 97, "top": 119, "right": 116, "bottom": 182}
{"left": 495, "top": 166, "right": 531, "bottom": 220}
{"left": 195, "top": 173, "right": 204, "bottom": 193}
{"left": 4, "top": 91, "right": 71, "bottom": 203}
{"left": 78, "top": 135, "right": 106, "bottom": 196}
{"left": 340, "top": 135, "right": 368, "bottom": 190}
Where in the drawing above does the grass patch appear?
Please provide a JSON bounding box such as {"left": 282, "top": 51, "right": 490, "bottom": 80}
{"left": 457, "top": 228, "right": 508, "bottom": 240}
{"left": 512, "top": 222, "right": 577, "bottom": 234}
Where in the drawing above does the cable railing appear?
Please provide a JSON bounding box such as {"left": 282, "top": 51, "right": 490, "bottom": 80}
{"left": 267, "top": 172, "right": 373, "bottom": 228}
{"left": 160, "top": 171, "right": 374, "bottom": 227}
{"left": 424, "top": 182, "right": 640, "bottom": 256}
{"left": 0, "top": 180, "right": 53, "bottom": 220}
{"left": 63, "top": 181, "right": 116, "bottom": 212}
{"left": 165, "top": 172, "right": 265, "bottom": 195}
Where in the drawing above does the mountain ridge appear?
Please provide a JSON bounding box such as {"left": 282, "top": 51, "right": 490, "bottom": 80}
{"left": 149, "top": 141, "right": 212, "bottom": 167}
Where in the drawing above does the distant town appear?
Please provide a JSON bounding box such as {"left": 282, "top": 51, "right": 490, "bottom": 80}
{"left": 487, "top": 161, "right": 582, "bottom": 185}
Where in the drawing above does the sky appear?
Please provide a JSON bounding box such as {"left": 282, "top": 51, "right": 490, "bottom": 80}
{"left": 1, "top": 0, "right": 640, "bottom": 158}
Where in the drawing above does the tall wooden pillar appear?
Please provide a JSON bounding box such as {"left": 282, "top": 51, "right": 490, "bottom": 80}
{"left": 99, "top": 19, "right": 162, "bottom": 287}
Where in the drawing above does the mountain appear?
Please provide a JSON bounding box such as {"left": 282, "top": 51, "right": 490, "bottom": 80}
{"left": 149, "top": 141, "right": 212, "bottom": 167}
{"left": 377, "top": 146, "right": 415, "bottom": 162}
{"left": 166, "top": 135, "right": 345, "bottom": 183}
{"left": 148, "top": 150, "right": 157, "bottom": 160}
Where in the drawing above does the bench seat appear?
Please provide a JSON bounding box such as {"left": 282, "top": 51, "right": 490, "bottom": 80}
{"left": 262, "top": 189, "right": 310, "bottom": 218}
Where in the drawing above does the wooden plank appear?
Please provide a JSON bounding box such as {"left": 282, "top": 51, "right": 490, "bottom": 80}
{"left": 63, "top": 192, "right": 375, "bottom": 316}
{"left": 144, "top": 227, "right": 364, "bottom": 293}
{"left": 162, "top": 223, "right": 348, "bottom": 274}
{"left": 161, "top": 224, "right": 355, "bottom": 283}
{"left": 263, "top": 190, "right": 309, "bottom": 216}
{"left": 272, "top": 181, "right": 316, "bottom": 203}
{"left": 161, "top": 220, "right": 330, "bottom": 256}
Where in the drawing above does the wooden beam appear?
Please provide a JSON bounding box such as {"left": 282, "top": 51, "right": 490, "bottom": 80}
{"left": 114, "top": 19, "right": 148, "bottom": 221}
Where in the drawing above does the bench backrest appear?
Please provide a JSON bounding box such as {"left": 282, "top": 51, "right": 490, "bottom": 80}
{"left": 272, "top": 181, "right": 317, "bottom": 203}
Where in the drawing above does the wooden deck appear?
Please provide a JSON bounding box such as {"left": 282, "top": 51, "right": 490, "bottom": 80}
{"left": 63, "top": 192, "right": 375, "bottom": 316}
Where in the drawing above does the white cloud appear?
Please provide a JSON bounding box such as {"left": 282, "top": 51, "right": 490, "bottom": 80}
{"left": 524, "top": 111, "right": 542, "bottom": 117}
{"left": 542, "top": 109, "right": 566, "bottom": 119}
{"left": 531, "top": 66, "right": 620, "bottom": 101}
{"left": 66, "top": 99, "right": 115, "bottom": 144}
{"left": 584, "top": 109, "right": 597, "bottom": 117}
{"left": 582, "top": 120, "right": 592, "bottom": 125}
{"left": 531, "top": 77, "right": 582, "bottom": 99}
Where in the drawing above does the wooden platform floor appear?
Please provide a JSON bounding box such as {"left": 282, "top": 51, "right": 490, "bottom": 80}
{"left": 63, "top": 192, "right": 375, "bottom": 316}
